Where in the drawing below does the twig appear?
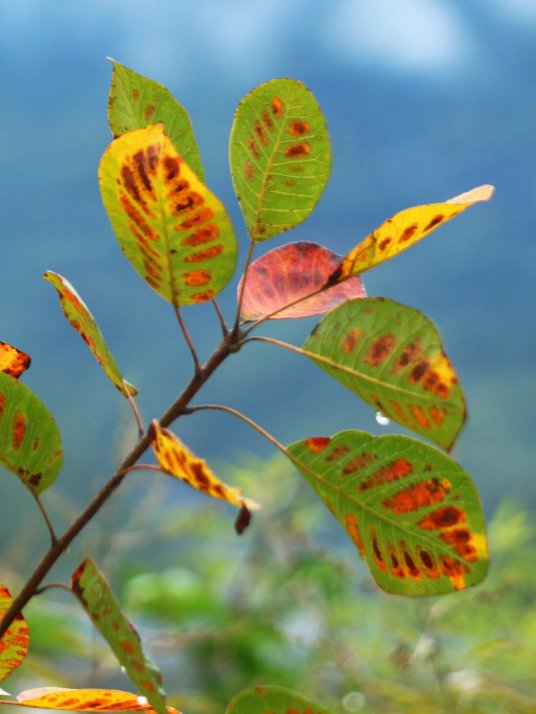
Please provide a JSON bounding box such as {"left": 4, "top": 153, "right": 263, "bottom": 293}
{"left": 122, "top": 379, "right": 144, "bottom": 437}
{"left": 32, "top": 493, "right": 58, "bottom": 547}
{"left": 212, "top": 298, "right": 229, "bottom": 336}
{"left": 174, "top": 305, "right": 201, "bottom": 374}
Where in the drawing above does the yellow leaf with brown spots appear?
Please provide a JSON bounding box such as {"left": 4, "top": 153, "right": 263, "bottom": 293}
{"left": 0, "top": 584, "right": 29, "bottom": 682}
{"left": 328, "top": 185, "right": 494, "bottom": 281}
{"left": 0, "top": 342, "right": 31, "bottom": 379}
{"left": 150, "top": 420, "right": 260, "bottom": 512}
{"left": 99, "top": 124, "right": 237, "bottom": 306}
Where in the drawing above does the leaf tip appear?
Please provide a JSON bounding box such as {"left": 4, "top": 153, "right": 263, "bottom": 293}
{"left": 447, "top": 184, "right": 495, "bottom": 205}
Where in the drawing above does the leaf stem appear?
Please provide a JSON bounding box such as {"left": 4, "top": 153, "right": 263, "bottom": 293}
{"left": 233, "top": 241, "right": 255, "bottom": 332}
{"left": 174, "top": 305, "right": 201, "bottom": 374}
{"left": 212, "top": 298, "right": 229, "bottom": 336}
{"left": 32, "top": 493, "right": 58, "bottom": 547}
{"left": 122, "top": 379, "right": 144, "bottom": 437}
{"left": 242, "top": 335, "right": 309, "bottom": 359}
{"left": 186, "top": 403, "right": 289, "bottom": 458}
{"left": 34, "top": 582, "right": 72, "bottom": 596}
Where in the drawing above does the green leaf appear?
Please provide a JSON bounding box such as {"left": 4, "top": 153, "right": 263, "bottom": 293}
{"left": 99, "top": 124, "right": 238, "bottom": 306}
{"left": 238, "top": 241, "right": 366, "bottom": 321}
{"left": 230, "top": 78, "right": 331, "bottom": 241}
{"left": 71, "top": 559, "right": 167, "bottom": 714}
{"left": 0, "top": 373, "right": 62, "bottom": 494}
{"left": 225, "top": 685, "right": 329, "bottom": 714}
{"left": 0, "top": 584, "right": 29, "bottom": 682}
{"left": 107, "top": 59, "right": 204, "bottom": 181}
{"left": 287, "top": 430, "right": 489, "bottom": 595}
{"left": 303, "top": 297, "right": 465, "bottom": 450}
{"left": 44, "top": 271, "right": 137, "bottom": 398}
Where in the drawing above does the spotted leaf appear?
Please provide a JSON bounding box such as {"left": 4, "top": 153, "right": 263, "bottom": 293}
{"left": 71, "top": 559, "right": 167, "bottom": 714}
{"left": 150, "top": 421, "right": 260, "bottom": 511}
{"left": 0, "top": 373, "right": 62, "bottom": 494}
{"left": 0, "top": 688, "right": 181, "bottom": 714}
{"left": 238, "top": 241, "right": 366, "bottom": 321}
{"left": 0, "top": 342, "right": 30, "bottom": 379}
{"left": 0, "top": 585, "right": 29, "bottom": 682}
{"left": 44, "top": 272, "right": 136, "bottom": 398}
{"left": 108, "top": 59, "right": 204, "bottom": 181}
{"left": 226, "top": 686, "right": 329, "bottom": 714}
{"left": 303, "top": 297, "right": 465, "bottom": 450}
{"left": 328, "top": 185, "right": 494, "bottom": 282}
{"left": 99, "top": 124, "right": 237, "bottom": 306}
{"left": 288, "top": 430, "right": 488, "bottom": 595}
{"left": 230, "top": 78, "right": 331, "bottom": 241}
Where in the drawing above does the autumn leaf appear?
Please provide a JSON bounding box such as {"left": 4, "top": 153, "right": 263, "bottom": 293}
{"left": 107, "top": 59, "right": 204, "bottom": 181}
{"left": 150, "top": 421, "right": 260, "bottom": 511}
{"left": 230, "top": 78, "right": 331, "bottom": 241}
{"left": 238, "top": 242, "right": 366, "bottom": 321}
{"left": 328, "top": 184, "right": 494, "bottom": 282}
{"left": 225, "top": 685, "right": 329, "bottom": 714}
{"left": 0, "top": 342, "right": 31, "bottom": 379}
{"left": 0, "top": 585, "right": 29, "bottom": 682}
{"left": 99, "top": 124, "right": 237, "bottom": 306}
{"left": 303, "top": 297, "right": 465, "bottom": 450}
{"left": 0, "top": 688, "right": 181, "bottom": 714}
{"left": 71, "top": 559, "right": 167, "bottom": 714}
{"left": 44, "top": 272, "right": 136, "bottom": 398}
{"left": 288, "top": 430, "right": 489, "bottom": 596}
{"left": 0, "top": 373, "right": 62, "bottom": 494}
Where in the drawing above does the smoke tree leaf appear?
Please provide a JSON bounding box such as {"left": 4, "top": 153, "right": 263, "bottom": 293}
{"left": 0, "top": 585, "right": 29, "bottom": 682}
{"left": 230, "top": 78, "right": 331, "bottom": 241}
{"left": 150, "top": 421, "right": 260, "bottom": 511}
{"left": 238, "top": 241, "right": 366, "bottom": 321}
{"left": 71, "top": 559, "right": 167, "bottom": 714}
{"left": 226, "top": 685, "right": 329, "bottom": 714}
{"left": 44, "top": 272, "right": 137, "bottom": 398}
{"left": 0, "top": 688, "right": 181, "bottom": 714}
{"left": 329, "top": 185, "right": 494, "bottom": 281}
{"left": 108, "top": 59, "right": 204, "bottom": 181}
{"left": 99, "top": 124, "right": 237, "bottom": 306}
{"left": 0, "top": 373, "right": 62, "bottom": 494}
{"left": 0, "top": 342, "right": 31, "bottom": 379}
{"left": 303, "top": 297, "right": 465, "bottom": 450}
{"left": 287, "top": 430, "right": 488, "bottom": 596}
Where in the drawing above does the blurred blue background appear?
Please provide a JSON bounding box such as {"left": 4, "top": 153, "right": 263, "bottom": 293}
{"left": 1, "top": 0, "right": 535, "bottom": 544}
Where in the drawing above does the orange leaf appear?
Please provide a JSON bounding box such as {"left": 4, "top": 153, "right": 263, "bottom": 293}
{"left": 0, "top": 688, "right": 181, "bottom": 714}
{"left": 0, "top": 342, "right": 30, "bottom": 379}
{"left": 0, "top": 585, "right": 29, "bottom": 682}
{"left": 150, "top": 421, "right": 260, "bottom": 511}
{"left": 330, "top": 185, "right": 494, "bottom": 281}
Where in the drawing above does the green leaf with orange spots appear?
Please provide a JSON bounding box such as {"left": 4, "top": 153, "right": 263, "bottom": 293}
{"left": 225, "top": 685, "right": 329, "bottom": 714}
{"left": 238, "top": 241, "right": 366, "bottom": 321}
{"left": 150, "top": 420, "right": 260, "bottom": 512}
{"left": 328, "top": 185, "right": 494, "bottom": 282}
{"left": 99, "top": 124, "right": 238, "bottom": 306}
{"left": 303, "top": 297, "right": 465, "bottom": 450}
{"left": 0, "top": 688, "right": 181, "bottom": 714}
{"left": 0, "top": 372, "right": 62, "bottom": 495}
{"left": 0, "top": 584, "right": 29, "bottom": 682}
{"left": 0, "top": 342, "right": 30, "bottom": 379}
{"left": 71, "top": 559, "right": 167, "bottom": 714}
{"left": 108, "top": 59, "right": 204, "bottom": 181}
{"left": 44, "top": 272, "right": 137, "bottom": 398}
{"left": 229, "top": 79, "right": 331, "bottom": 241}
{"left": 287, "top": 430, "right": 488, "bottom": 596}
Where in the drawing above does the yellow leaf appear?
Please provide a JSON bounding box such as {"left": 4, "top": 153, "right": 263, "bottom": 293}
{"left": 150, "top": 421, "right": 260, "bottom": 511}
{"left": 332, "top": 184, "right": 494, "bottom": 280}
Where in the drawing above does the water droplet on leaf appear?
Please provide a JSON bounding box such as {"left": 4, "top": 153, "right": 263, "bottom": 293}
{"left": 120, "top": 666, "right": 127, "bottom": 674}
{"left": 137, "top": 696, "right": 148, "bottom": 706}
{"left": 375, "top": 411, "right": 390, "bottom": 426}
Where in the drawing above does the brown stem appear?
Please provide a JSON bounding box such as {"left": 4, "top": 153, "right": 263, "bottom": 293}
{"left": 211, "top": 298, "right": 229, "bottom": 336}
{"left": 233, "top": 241, "right": 255, "bottom": 332}
{"left": 32, "top": 493, "right": 58, "bottom": 547}
{"left": 122, "top": 379, "right": 144, "bottom": 437}
{"left": 0, "top": 330, "right": 240, "bottom": 639}
{"left": 174, "top": 305, "right": 201, "bottom": 374}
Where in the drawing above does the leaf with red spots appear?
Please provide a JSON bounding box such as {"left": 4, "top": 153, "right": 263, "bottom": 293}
{"left": 229, "top": 79, "right": 331, "bottom": 241}
{"left": 44, "top": 272, "right": 137, "bottom": 398}
{"left": 0, "top": 585, "right": 29, "bottom": 682}
{"left": 71, "top": 559, "right": 167, "bottom": 714}
{"left": 99, "top": 124, "right": 237, "bottom": 306}
{"left": 303, "top": 297, "right": 465, "bottom": 450}
{"left": 150, "top": 420, "right": 260, "bottom": 512}
{"left": 0, "top": 373, "right": 62, "bottom": 495}
{"left": 108, "top": 59, "right": 204, "bottom": 181}
{"left": 0, "top": 342, "right": 30, "bottom": 379}
{"left": 0, "top": 688, "right": 181, "bottom": 714}
{"left": 238, "top": 241, "right": 366, "bottom": 321}
{"left": 287, "top": 430, "right": 488, "bottom": 595}
{"left": 225, "top": 685, "right": 329, "bottom": 714}
{"left": 328, "top": 185, "right": 494, "bottom": 281}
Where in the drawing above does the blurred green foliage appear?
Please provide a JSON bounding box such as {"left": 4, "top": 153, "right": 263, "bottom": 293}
{"left": 3, "top": 455, "right": 536, "bottom": 714}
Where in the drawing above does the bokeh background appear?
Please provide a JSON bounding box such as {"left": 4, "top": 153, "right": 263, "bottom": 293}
{"left": 1, "top": 1, "right": 536, "bottom": 711}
